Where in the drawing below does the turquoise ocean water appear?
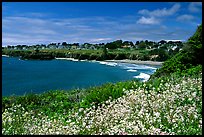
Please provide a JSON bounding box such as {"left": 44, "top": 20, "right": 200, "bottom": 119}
{"left": 2, "top": 56, "right": 160, "bottom": 96}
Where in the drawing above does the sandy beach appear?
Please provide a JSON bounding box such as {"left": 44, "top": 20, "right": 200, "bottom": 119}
{"left": 105, "top": 59, "right": 163, "bottom": 66}
{"left": 55, "top": 57, "right": 163, "bottom": 66}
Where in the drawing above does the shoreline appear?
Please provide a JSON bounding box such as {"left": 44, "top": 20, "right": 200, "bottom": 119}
{"left": 105, "top": 59, "right": 163, "bottom": 66}
{"left": 4, "top": 56, "right": 163, "bottom": 66}
{"left": 55, "top": 57, "right": 80, "bottom": 61}
{"left": 55, "top": 57, "right": 163, "bottom": 66}
{"left": 2, "top": 55, "right": 10, "bottom": 57}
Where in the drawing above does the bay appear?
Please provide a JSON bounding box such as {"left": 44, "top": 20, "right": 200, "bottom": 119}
{"left": 2, "top": 56, "right": 160, "bottom": 96}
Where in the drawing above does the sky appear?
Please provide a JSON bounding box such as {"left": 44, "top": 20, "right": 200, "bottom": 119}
{"left": 2, "top": 2, "right": 202, "bottom": 46}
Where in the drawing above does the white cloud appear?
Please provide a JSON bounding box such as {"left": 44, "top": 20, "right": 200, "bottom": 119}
{"left": 2, "top": 15, "right": 118, "bottom": 46}
{"left": 137, "top": 16, "right": 160, "bottom": 25}
{"left": 2, "top": 11, "right": 198, "bottom": 46}
{"left": 89, "top": 38, "right": 112, "bottom": 43}
{"left": 176, "top": 14, "right": 194, "bottom": 22}
{"left": 138, "top": 3, "right": 180, "bottom": 17}
{"left": 188, "top": 2, "right": 202, "bottom": 13}
{"left": 165, "top": 39, "right": 184, "bottom": 42}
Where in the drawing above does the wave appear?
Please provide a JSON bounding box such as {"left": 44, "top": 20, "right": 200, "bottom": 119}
{"left": 72, "top": 59, "right": 79, "bottom": 61}
{"left": 89, "top": 60, "right": 98, "bottom": 63}
{"left": 127, "top": 69, "right": 137, "bottom": 72}
{"left": 2, "top": 55, "right": 9, "bottom": 57}
{"left": 99, "top": 61, "right": 118, "bottom": 67}
{"left": 55, "top": 58, "right": 79, "bottom": 61}
{"left": 79, "top": 59, "right": 88, "bottom": 62}
{"left": 133, "top": 73, "right": 150, "bottom": 82}
{"left": 118, "top": 63, "right": 157, "bottom": 70}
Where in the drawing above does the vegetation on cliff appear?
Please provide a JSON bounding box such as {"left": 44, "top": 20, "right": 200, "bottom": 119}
{"left": 150, "top": 24, "right": 202, "bottom": 79}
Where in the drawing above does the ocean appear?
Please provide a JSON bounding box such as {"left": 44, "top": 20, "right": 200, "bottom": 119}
{"left": 2, "top": 56, "right": 161, "bottom": 96}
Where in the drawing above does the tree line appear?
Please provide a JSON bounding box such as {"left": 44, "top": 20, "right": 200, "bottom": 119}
{"left": 3, "top": 39, "right": 183, "bottom": 51}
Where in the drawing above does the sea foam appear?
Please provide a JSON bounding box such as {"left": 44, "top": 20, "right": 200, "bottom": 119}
{"left": 99, "top": 61, "right": 117, "bottom": 66}
{"left": 127, "top": 69, "right": 137, "bottom": 72}
{"left": 118, "top": 63, "right": 157, "bottom": 71}
{"left": 133, "top": 73, "right": 150, "bottom": 82}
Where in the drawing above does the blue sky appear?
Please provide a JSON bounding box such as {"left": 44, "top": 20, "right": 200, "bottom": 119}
{"left": 2, "top": 2, "right": 202, "bottom": 46}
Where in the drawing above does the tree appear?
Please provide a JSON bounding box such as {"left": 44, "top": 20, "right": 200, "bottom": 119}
{"left": 145, "top": 40, "right": 149, "bottom": 45}
{"left": 168, "top": 41, "right": 173, "bottom": 44}
{"left": 62, "top": 42, "right": 67, "bottom": 46}
{"left": 137, "top": 41, "right": 146, "bottom": 49}
{"left": 129, "top": 41, "right": 134, "bottom": 47}
{"left": 73, "top": 43, "right": 79, "bottom": 46}
{"left": 34, "top": 47, "right": 40, "bottom": 53}
{"left": 112, "top": 40, "right": 123, "bottom": 48}
{"left": 123, "top": 41, "right": 132, "bottom": 46}
{"left": 159, "top": 40, "right": 167, "bottom": 45}
{"left": 50, "top": 43, "right": 57, "bottom": 45}
{"left": 16, "top": 45, "right": 23, "bottom": 50}
{"left": 105, "top": 42, "right": 117, "bottom": 49}
{"left": 135, "top": 41, "right": 140, "bottom": 45}
{"left": 102, "top": 46, "right": 108, "bottom": 59}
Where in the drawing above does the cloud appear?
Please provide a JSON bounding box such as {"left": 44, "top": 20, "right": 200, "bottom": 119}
{"left": 137, "top": 16, "right": 160, "bottom": 25}
{"left": 138, "top": 3, "right": 180, "bottom": 17}
{"left": 188, "top": 2, "right": 202, "bottom": 13}
{"left": 3, "top": 16, "right": 58, "bottom": 36}
{"left": 2, "top": 15, "right": 119, "bottom": 46}
{"left": 176, "top": 14, "right": 194, "bottom": 22}
{"left": 2, "top": 10, "right": 198, "bottom": 46}
{"left": 2, "top": 33, "right": 55, "bottom": 45}
{"left": 165, "top": 39, "right": 184, "bottom": 42}
{"left": 89, "top": 38, "right": 112, "bottom": 43}
{"left": 136, "top": 4, "right": 180, "bottom": 26}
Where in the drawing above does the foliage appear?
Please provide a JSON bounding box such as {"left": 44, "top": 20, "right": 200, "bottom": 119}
{"left": 150, "top": 24, "right": 202, "bottom": 79}
{"left": 137, "top": 41, "right": 147, "bottom": 49}
{"left": 79, "top": 80, "right": 140, "bottom": 109}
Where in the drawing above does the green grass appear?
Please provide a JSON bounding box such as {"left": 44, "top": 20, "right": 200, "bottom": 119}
{"left": 2, "top": 80, "right": 140, "bottom": 117}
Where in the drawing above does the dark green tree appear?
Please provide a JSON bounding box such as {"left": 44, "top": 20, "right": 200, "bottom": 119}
{"left": 159, "top": 40, "right": 167, "bottom": 45}
{"left": 105, "top": 42, "right": 118, "bottom": 49}
{"left": 113, "top": 40, "right": 123, "bottom": 48}
{"left": 62, "top": 42, "right": 67, "bottom": 46}
{"left": 137, "top": 41, "right": 146, "bottom": 49}
{"left": 102, "top": 46, "right": 108, "bottom": 60}
{"left": 135, "top": 41, "right": 140, "bottom": 45}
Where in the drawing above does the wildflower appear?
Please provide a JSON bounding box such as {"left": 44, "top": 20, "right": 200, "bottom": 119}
{"left": 192, "top": 92, "right": 196, "bottom": 98}
{"left": 154, "top": 112, "right": 160, "bottom": 118}
{"left": 79, "top": 108, "right": 83, "bottom": 112}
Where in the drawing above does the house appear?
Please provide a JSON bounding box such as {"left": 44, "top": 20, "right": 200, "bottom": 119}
{"left": 49, "top": 45, "right": 57, "bottom": 49}
{"left": 58, "top": 45, "right": 65, "bottom": 49}
{"left": 122, "top": 45, "right": 131, "bottom": 48}
{"left": 71, "top": 45, "right": 77, "bottom": 49}
{"left": 172, "top": 45, "right": 178, "bottom": 50}
{"left": 89, "top": 45, "right": 96, "bottom": 50}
